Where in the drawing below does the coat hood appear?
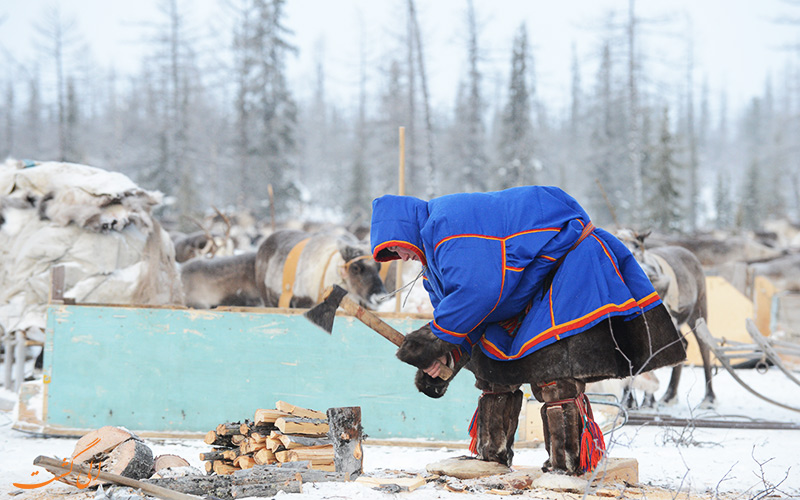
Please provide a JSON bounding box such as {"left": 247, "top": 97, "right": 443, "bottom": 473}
{"left": 370, "top": 194, "right": 429, "bottom": 266}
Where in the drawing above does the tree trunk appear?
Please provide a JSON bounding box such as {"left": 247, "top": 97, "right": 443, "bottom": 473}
{"left": 326, "top": 406, "right": 363, "bottom": 479}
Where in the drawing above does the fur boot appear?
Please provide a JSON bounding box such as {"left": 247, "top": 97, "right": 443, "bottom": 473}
{"left": 533, "top": 379, "right": 585, "bottom": 475}
{"left": 472, "top": 380, "right": 523, "bottom": 466}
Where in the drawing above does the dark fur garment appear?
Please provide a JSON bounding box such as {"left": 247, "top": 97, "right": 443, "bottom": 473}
{"left": 468, "top": 304, "right": 687, "bottom": 387}
{"left": 398, "top": 304, "right": 686, "bottom": 397}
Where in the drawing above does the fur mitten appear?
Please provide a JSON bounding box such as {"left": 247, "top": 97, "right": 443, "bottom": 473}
{"left": 397, "top": 323, "right": 469, "bottom": 399}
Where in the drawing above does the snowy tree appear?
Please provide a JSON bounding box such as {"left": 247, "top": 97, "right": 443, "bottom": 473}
{"left": 585, "top": 40, "right": 627, "bottom": 226}
{"left": 496, "top": 23, "right": 535, "bottom": 189}
{"left": 713, "top": 171, "right": 733, "bottom": 229}
{"left": 33, "top": 4, "right": 82, "bottom": 161}
{"left": 645, "top": 106, "right": 683, "bottom": 232}
{"left": 447, "top": 0, "right": 488, "bottom": 193}
{"left": 737, "top": 158, "right": 764, "bottom": 231}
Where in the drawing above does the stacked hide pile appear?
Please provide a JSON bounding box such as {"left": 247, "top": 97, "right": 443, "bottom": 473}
{"left": 0, "top": 160, "right": 184, "bottom": 337}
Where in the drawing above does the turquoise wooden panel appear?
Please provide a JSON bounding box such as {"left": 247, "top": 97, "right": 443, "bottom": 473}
{"left": 43, "top": 305, "right": 479, "bottom": 441}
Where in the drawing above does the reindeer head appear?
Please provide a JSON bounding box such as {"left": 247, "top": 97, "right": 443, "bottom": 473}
{"left": 337, "top": 239, "right": 387, "bottom": 309}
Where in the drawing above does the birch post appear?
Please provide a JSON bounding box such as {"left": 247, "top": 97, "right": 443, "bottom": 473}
{"left": 326, "top": 406, "right": 363, "bottom": 479}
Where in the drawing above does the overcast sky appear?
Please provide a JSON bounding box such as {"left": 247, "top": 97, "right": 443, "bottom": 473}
{"left": 1, "top": 0, "right": 798, "bottom": 115}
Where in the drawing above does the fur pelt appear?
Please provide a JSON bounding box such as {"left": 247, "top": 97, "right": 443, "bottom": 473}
{"left": 398, "top": 304, "right": 686, "bottom": 399}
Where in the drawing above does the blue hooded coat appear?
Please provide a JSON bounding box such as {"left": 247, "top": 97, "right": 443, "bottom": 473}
{"left": 371, "top": 186, "right": 663, "bottom": 361}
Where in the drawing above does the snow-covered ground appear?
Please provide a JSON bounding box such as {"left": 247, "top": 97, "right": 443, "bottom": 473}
{"left": 2, "top": 365, "right": 799, "bottom": 499}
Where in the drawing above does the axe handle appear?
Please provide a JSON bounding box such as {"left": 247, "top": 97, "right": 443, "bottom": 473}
{"left": 338, "top": 295, "right": 454, "bottom": 381}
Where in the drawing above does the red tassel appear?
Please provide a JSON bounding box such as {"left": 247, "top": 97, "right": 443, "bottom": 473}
{"left": 467, "top": 403, "right": 479, "bottom": 455}
{"left": 577, "top": 395, "right": 605, "bottom": 472}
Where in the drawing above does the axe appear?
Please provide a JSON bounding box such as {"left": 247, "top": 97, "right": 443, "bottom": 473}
{"left": 303, "top": 284, "right": 453, "bottom": 380}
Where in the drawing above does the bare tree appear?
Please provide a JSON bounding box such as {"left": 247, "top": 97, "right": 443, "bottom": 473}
{"left": 406, "top": 0, "right": 437, "bottom": 198}
{"left": 33, "top": 4, "right": 81, "bottom": 161}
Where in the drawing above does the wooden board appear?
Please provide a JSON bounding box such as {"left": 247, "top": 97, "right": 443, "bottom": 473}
{"left": 40, "top": 304, "right": 480, "bottom": 440}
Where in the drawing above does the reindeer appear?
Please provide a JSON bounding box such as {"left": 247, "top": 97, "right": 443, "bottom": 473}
{"left": 617, "top": 229, "right": 716, "bottom": 409}
{"left": 255, "top": 228, "right": 386, "bottom": 309}
{"left": 180, "top": 252, "right": 261, "bottom": 309}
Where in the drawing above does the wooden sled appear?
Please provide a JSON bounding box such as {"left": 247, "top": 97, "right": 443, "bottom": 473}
{"left": 694, "top": 318, "right": 800, "bottom": 413}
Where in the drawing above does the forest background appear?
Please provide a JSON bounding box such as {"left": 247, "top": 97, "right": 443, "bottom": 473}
{"left": 1, "top": 0, "right": 799, "bottom": 234}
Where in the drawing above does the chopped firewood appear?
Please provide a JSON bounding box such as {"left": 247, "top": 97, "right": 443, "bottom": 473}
{"left": 199, "top": 449, "right": 228, "bottom": 461}
{"left": 278, "top": 433, "right": 332, "bottom": 449}
{"left": 275, "top": 416, "right": 329, "bottom": 436}
{"left": 249, "top": 433, "right": 268, "bottom": 444}
{"left": 213, "top": 461, "right": 239, "bottom": 475}
{"left": 239, "top": 421, "right": 277, "bottom": 436}
{"left": 231, "top": 434, "right": 247, "bottom": 445}
{"left": 240, "top": 440, "right": 267, "bottom": 455}
{"left": 275, "top": 445, "right": 334, "bottom": 463}
{"left": 216, "top": 422, "right": 243, "bottom": 436}
{"left": 204, "top": 430, "right": 234, "bottom": 447}
{"left": 266, "top": 431, "right": 285, "bottom": 452}
{"left": 233, "top": 455, "right": 257, "bottom": 470}
{"left": 204, "top": 461, "right": 214, "bottom": 474}
{"left": 276, "top": 400, "right": 327, "bottom": 419}
{"left": 222, "top": 449, "right": 241, "bottom": 461}
{"left": 253, "top": 448, "right": 276, "bottom": 465}
{"left": 254, "top": 408, "right": 291, "bottom": 425}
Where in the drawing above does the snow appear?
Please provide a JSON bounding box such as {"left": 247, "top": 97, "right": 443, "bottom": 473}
{"left": 1, "top": 365, "right": 799, "bottom": 499}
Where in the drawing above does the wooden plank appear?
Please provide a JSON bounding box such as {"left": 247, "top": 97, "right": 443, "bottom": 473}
{"left": 42, "top": 304, "right": 478, "bottom": 440}
{"left": 356, "top": 476, "right": 426, "bottom": 492}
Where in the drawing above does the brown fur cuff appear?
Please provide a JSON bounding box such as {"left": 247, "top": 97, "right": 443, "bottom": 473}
{"left": 396, "top": 323, "right": 459, "bottom": 370}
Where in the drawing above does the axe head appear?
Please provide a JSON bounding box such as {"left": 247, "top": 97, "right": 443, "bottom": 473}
{"left": 303, "top": 284, "right": 349, "bottom": 334}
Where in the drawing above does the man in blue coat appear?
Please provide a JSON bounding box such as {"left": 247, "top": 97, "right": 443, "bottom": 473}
{"left": 371, "top": 186, "right": 685, "bottom": 474}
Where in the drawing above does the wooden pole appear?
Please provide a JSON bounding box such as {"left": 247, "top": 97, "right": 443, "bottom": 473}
{"left": 395, "top": 127, "right": 406, "bottom": 313}
{"left": 268, "top": 183, "right": 276, "bottom": 232}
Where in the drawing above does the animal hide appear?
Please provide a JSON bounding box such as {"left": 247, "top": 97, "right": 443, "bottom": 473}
{"left": 0, "top": 160, "right": 183, "bottom": 335}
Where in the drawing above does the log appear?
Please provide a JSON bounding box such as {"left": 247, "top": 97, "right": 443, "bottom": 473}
{"left": 154, "top": 454, "right": 191, "bottom": 473}
{"left": 326, "top": 406, "right": 363, "bottom": 479}
{"left": 104, "top": 439, "right": 155, "bottom": 481}
{"left": 231, "top": 434, "right": 247, "bottom": 445}
{"left": 253, "top": 409, "right": 291, "bottom": 425}
{"left": 204, "top": 431, "right": 233, "bottom": 447}
{"left": 253, "top": 449, "right": 276, "bottom": 466}
{"left": 34, "top": 456, "right": 201, "bottom": 500}
{"left": 233, "top": 455, "right": 257, "bottom": 470}
{"left": 70, "top": 426, "right": 134, "bottom": 464}
{"left": 275, "top": 416, "right": 329, "bottom": 436}
{"left": 222, "top": 449, "right": 241, "bottom": 461}
{"left": 278, "top": 433, "right": 332, "bottom": 449}
{"left": 213, "top": 461, "right": 239, "bottom": 475}
{"left": 199, "top": 450, "right": 228, "bottom": 462}
{"left": 59, "top": 427, "right": 154, "bottom": 488}
{"left": 275, "top": 445, "right": 334, "bottom": 463}
{"left": 240, "top": 422, "right": 277, "bottom": 436}
{"left": 216, "top": 422, "right": 244, "bottom": 436}
{"left": 275, "top": 401, "right": 327, "bottom": 419}
{"left": 240, "top": 440, "right": 266, "bottom": 455}
{"left": 266, "top": 431, "right": 284, "bottom": 452}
